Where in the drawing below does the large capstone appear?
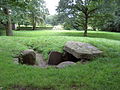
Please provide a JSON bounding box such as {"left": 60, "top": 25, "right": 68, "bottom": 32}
{"left": 64, "top": 41, "right": 103, "bottom": 60}
{"left": 19, "top": 49, "right": 36, "bottom": 65}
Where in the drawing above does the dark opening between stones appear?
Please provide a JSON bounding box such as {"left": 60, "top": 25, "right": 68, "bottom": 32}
{"left": 62, "top": 51, "right": 80, "bottom": 62}
{"left": 48, "top": 51, "right": 63, "bottom": 65}
{"left": 48, "top": 51, "right": 81, "bottom": 65}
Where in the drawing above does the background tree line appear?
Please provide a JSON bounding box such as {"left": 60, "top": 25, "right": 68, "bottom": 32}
{"left": 0, "top": 0, "right": 48, "bottom": 36}
{"left": 0, "top": 0, "right": 120, "bottom": 36}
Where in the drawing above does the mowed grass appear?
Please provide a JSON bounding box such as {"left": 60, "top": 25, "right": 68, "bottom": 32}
{"left": 0, "top": 30, "right": 120, "bottom": 90}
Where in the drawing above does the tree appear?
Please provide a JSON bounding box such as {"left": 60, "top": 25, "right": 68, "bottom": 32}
{"left": 57, "top": 0, "right": 111, "bottom": 36}
{"left": 26, "top": 0, "right": 49, "bottom": 30}
{"left": 0, "top": 0, "right": 49, "bottom": 35}
{"left": 0, "top": 2, "right": 13, "bottom": 36}
{"left": 103, "top": 0, "right": 120, "bottom": 32}
{"left": 0, "top": 0, "right": 28, "bottom": 36}
{"left": 46, "top": 15, "right": 60, "bottom": 26}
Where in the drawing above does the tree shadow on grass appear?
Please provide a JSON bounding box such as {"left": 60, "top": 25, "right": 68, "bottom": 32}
{"left": 57, "top": 31, "right": 120, "bottom": 41}
{"left": 14, "top": 31, "right": 120, "bottom": 41}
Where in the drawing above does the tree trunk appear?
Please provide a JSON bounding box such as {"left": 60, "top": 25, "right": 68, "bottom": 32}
{"left": 32, "top": 13, "right": 36, "bottom": 30}
{"left": 84, "top": 15, "right": 88, "bottom": 37}
{"left": 32, "top": 22, "right": 36, "bottom": 30}
{"left": 3, "top": 8, "right": 13, "bottom": 36}
{"left": 32, "top": 17, "right": 36, "bottom": 30}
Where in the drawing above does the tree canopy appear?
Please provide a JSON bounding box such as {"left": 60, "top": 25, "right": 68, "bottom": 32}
{"left": 0, "top": 0, "right": 48, "bottom": 35}
{"left": 57, "top": 0, "right": 120, "bottom": 36}
{"left": 0, "top": 0, "right": 120, "bottom": 36}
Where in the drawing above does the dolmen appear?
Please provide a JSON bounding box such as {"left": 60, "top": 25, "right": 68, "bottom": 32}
{"left": 48, "top": 41, "right": 103, "bottom": 66}
{"left": 15, "top": 41, "right": 103, "bottom": 69}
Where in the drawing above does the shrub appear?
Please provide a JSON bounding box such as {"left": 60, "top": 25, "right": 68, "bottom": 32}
{"left": 17, "top": 26, "right": 53, "bottom": 30}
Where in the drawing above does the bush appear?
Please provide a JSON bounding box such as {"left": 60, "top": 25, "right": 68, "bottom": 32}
{"left": 17, "top": 26, "right": 53, "bottom": 30}
{"left": 103, "top": 21, "right": 120, "bottom": 32}
{"left": 0, "top": 25, "right": 5, "bottom": 35}
{"left": 63, "top": 22, "right": 74, "bottom": 30}
{"left": 0, "top": 30, "right": 5, "bottom": 36}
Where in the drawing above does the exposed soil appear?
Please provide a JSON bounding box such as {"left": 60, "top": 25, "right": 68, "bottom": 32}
{"left": 10, "top": 85, "right": 55, "bottom": 90}
{"left": 35, "top": 52, "right": 47, "bottom": 68}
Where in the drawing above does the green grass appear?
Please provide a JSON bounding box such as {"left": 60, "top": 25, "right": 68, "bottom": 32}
{"left": 0, "top": 30, "right": 120, "bottom": 90}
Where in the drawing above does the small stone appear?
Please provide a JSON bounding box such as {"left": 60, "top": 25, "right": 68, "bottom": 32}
{"left": 13, "top": 58, "right": 19, "bottom": 64}
{"left": 48, "top": 51, "right": 63, "bottom": 65}
{"left": 56, "top": 61, "right": 76, "bottom": 68}
{"left": 0, "top": 87, "right": 3, "bottom": 90}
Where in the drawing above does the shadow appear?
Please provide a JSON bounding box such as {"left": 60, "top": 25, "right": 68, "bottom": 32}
{"left": 55, "top": 31, "right": 120, "bottom": 41}
{"left": 14, "top": 30, "right": 120, "bottom": 41}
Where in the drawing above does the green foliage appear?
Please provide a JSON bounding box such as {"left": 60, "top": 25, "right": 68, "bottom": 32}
{"left": 0, "top": 30, "right": 120, "bottom": 89}
{"left": 57, "top": 0, "right": 120, "bottom": 33}
{"left": 17, "top": 26, "right": 53, "bottom": 30}
{"left": 0, "top": 0, "right": 49, "bottom": 35}
{"left": 88, "top": 0, "right": 120, "bottom": 32}
{"left": 102, "top": 6, "right": 120, "bottom": 32}
{"left": 0, "top": 30, "right": 4, "bottom": 36}
{"left": 26, "top": 0, "right": 49, "bottom": 30}
{"left": 46, "top": 15, "right": 59, "bottom": 26}
{"left": 0, "top": 0, "right": 30, "bottom": 35}
{"left": 63, "top": 22, "right": 74, "bottom": 30}
{"left": 57, "top": 0, "right": 109, "bottom": 36}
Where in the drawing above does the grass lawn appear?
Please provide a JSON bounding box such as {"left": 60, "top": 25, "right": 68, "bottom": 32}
{"left": 0, "top": 30, "right": 120, "bottom": 90}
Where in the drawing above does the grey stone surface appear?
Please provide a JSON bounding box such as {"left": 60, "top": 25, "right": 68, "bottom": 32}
{"left": 19, "top": 49, "right": 36, "bottom": 65}
{"left": 48, "top": 51, "right": 63, "bottom": 65}
{"left": 64, "top": 41, "right": 102, "bottom": 59}
{"left": 56, "top": 61, "right": 76, "bottom": 68}
{"left": 14, "top": 58, "right": 19, "bottom": 64}
{"left": 35, "top": 52, "right": 47, "bottom": 68}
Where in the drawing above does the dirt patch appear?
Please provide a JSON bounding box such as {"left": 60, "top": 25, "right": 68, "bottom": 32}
{"left": 10, "top": 85, "right": 55, "bottom": 90}
{"left": 35, "top": 52, "right": 47, "bottom": 68}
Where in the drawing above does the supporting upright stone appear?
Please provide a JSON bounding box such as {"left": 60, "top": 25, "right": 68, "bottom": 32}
{"left": 48, "top": 51, "right": 63, "bottom": 65}
{"left": 19, "top": 49, "right": 36, "bottom": 65}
